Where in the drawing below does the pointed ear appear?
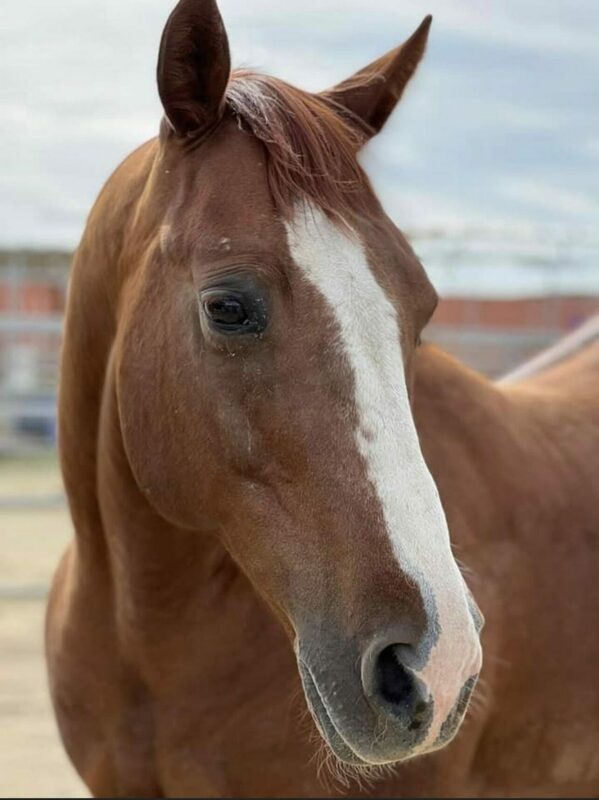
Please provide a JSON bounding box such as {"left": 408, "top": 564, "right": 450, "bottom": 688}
{"left": 157, "top": 0, "right": 231, "bottom": 137}
{"left": 321, "top": 15, "right": 432, "bottom": 138}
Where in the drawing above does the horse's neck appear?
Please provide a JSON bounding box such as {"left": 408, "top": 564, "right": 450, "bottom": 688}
{"left": 413, "top": 341, "right": 597, "bottom": 542}
{"left": 412, "top": 345, "right": 528, "bottom": 555}
{"left": 411, "top": 339, "right": 598, "bottom": 613}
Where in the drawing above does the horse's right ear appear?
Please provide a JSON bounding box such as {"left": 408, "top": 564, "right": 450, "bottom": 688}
{"left": 157, "top": 0, "right": 231, "bottom": 137}
{"left": 321, "top": 15, "right": 432, "bottom": 140}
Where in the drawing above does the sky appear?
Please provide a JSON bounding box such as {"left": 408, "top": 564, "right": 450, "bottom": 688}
{"left": 1, "top": 0, "right": 598, "bottom": 249}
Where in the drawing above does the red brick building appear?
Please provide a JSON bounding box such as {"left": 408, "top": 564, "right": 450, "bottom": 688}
{"left": 427, "top": 295, "right": 598, "bottom": 375}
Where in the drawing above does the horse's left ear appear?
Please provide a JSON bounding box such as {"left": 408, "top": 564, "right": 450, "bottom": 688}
{"left": 321, "top": 15, "right": 432, "bottom": 139}
{"left": 157, "top": 0, "right": 231, "bottom": 137}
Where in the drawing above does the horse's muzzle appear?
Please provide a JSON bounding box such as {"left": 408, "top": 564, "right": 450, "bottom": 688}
{"left": 296, "top": 629, "right": 478, "bottom": 766}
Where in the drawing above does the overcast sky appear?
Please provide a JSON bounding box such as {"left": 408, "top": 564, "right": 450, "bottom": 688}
{"left": 1, "top": 0, "right": 598, "bottom": 248}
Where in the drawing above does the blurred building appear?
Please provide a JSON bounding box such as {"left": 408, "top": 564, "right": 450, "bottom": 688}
{"left": 427, "top": 295, "right": 598, "bottom": 375}
{"left": 0, "top": 251, "right": 67, "bottom": 451}
{"left": 0, "top": 242, "right": 597, "bottom": 451}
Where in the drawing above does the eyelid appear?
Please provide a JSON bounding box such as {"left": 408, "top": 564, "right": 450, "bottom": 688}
{"left": 199, "top": 266, "right": 267, "bottom": 293}
{"left": 201, "top": 287, "right": 245, "bottom": 304}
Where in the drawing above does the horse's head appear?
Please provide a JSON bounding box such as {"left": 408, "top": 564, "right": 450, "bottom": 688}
{"left": 117, "top": 0, "right": 482, "bottom": 767}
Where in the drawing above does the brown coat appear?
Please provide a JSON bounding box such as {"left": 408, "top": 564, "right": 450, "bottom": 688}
{"left": 46, "top": 1, "right": 599, "bottom": 796}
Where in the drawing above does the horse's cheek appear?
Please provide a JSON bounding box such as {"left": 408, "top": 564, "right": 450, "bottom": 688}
{"left": 114, "top": 280, "right": 219, "bottom": 531}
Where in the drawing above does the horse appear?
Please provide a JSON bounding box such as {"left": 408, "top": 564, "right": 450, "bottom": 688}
{"left": 45, "top": 0, "right": 599, "bottom": 796}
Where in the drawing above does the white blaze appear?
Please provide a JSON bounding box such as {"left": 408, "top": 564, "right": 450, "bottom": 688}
{"left": 285, "top": 205, "right": 481, "bottom": 749}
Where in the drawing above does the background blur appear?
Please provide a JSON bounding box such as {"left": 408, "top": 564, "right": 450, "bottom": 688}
{"left": 1, "top": 0, "right": 597, "bottom": 796}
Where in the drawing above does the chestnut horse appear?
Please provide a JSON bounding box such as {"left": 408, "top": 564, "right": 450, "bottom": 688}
{"left": 46, "top": 0, "right": 599, "bottom": 796}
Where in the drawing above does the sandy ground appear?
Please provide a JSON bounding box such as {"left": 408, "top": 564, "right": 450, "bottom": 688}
{"left": 0, "top": 455, "right": 88, "bottom": 798}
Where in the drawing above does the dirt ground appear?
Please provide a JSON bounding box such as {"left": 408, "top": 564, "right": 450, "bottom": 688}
{"left": 0, "top": 455, "right": 88, "bottom": 797}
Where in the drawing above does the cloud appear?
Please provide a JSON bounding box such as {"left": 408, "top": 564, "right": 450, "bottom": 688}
{"left": 497, "top": 177, "right": 599, "bottom": 219}
{"left": 1, "top": 0, "right": 598, "bottom": 246}
{"left": 583, "top": 139, "right": 599, "bottom": 159}
{"left": 481, "top": 103, "right": 561, "bottom": 133}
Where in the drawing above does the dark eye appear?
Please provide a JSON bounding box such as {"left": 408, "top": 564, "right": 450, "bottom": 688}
{"left": 205, "top": 296, "right": 248, "bottom": 327}
{"left": 201, "top": 287, "right": 268, "bottom": 335}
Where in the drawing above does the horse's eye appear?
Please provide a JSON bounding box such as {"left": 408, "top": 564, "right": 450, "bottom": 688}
{"left": 201, "top": 288, "right": 268, "bottom": 336}
{"left": 205, "top": 296, "right": 248, "bottom": 327}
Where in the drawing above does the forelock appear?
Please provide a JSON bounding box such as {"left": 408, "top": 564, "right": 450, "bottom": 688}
{"left": 225, "top": 70, "right": 373, "bottom": 226}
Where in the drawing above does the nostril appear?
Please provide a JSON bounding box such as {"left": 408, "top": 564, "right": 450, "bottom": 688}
{"left": 376, "top": 645, "right": 417, "bottom": 712}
